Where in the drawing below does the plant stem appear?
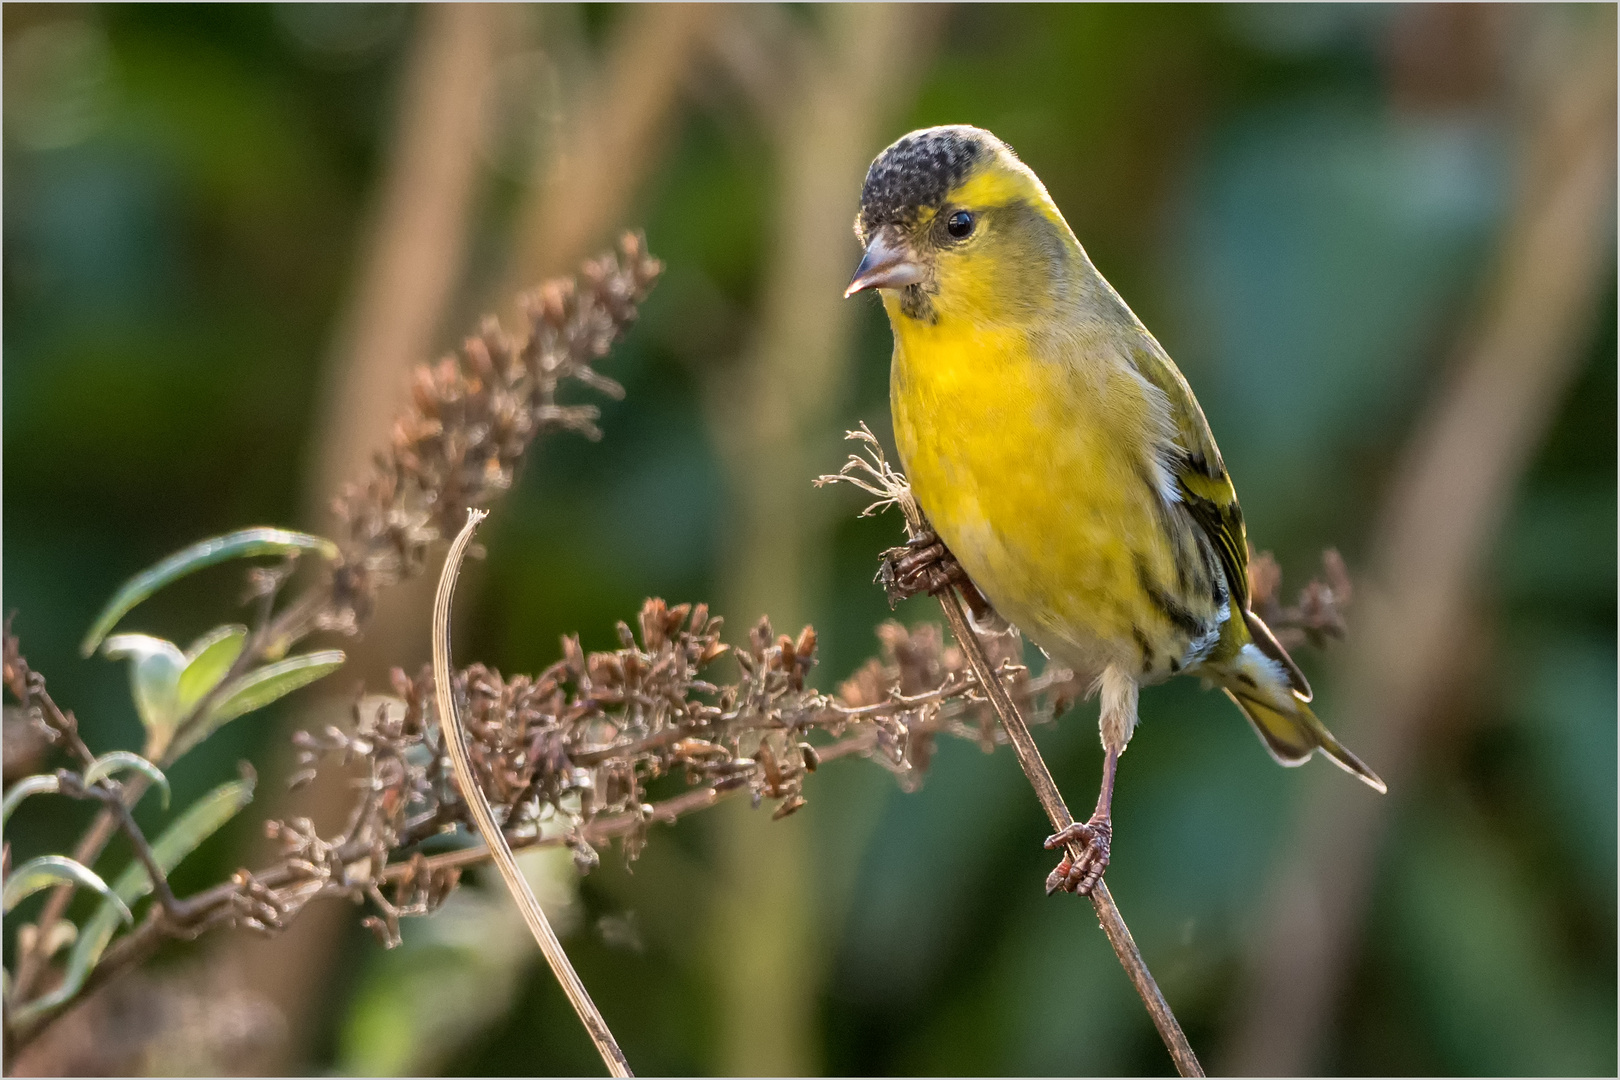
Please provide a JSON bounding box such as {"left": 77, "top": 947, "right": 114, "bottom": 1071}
{"left": 899, "top": 500, "right": 1204, "bottom": 1078}
{"left": 8, "top": 578, "right": 315, "bottom": 1005}
{"left": 94, "top": 785, "right": 179, "bottom": 914}
{"left": 6, "top": 687, "right": 125, "bottom": 1003}
{"left": 433, "top": 510, "right": 632, "bottom": 1077}
{"left": 377, "top": 728, "right": 884, "bottom": 881}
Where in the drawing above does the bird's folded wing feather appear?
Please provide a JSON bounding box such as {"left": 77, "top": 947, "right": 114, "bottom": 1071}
{"left": 1128, "top": 342, "right": 1314, "bottom": 699}
{"left": 1127, "top": 343, "right": 1249, "bottom": 609}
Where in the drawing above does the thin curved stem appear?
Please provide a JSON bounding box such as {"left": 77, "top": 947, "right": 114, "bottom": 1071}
{"left": 433, "top": 510, "right": 632, "bottom": 1077}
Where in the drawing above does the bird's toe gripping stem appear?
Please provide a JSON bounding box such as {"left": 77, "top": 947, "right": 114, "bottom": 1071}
{"left": 1044, "top": 815, "right": 1111, "bottom": 897}
{"left": 879, "top": 530, "right": 993, "bottom": 617}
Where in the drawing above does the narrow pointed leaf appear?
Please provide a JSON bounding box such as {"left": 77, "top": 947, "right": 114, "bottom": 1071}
{"left": 3, "top": 856, "right": 132, "bottom": 925}
{"left": 81, "top": 528, "right": 340, "bottom": 656}
{"left": 167, "top": 650, "right": 345, "bottom": 764}
{"left": 84, "top": 752, "right": 170, "bottom": 811}
{"left": 2, "top": 774, "right": 61, "bottom": 830}
{"left": 102, "top": 634, "right": 186, "bottom": 751}
{"left": 12, "top": 772, "right": 256, "bottom": 1025}
{"left": 176, "top": 625, "right": 248, "bottom": 713}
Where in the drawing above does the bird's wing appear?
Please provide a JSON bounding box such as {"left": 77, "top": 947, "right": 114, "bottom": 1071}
{"left": 1127, "top": 343, "right": 1248, "bottom": 607}
{"left": 1129, "top": 342, "right": 1313, "bottom": 699}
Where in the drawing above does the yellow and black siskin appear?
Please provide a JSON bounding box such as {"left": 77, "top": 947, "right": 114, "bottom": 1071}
{"left": 846, "top": 125, "right": 1385, "bottom": 895}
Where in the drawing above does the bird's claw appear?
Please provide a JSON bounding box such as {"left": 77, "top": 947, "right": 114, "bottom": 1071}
{"left": 1044, "top": 815, "right": 1111, "bottom": 896}
{"left": 880, "top": 530, "right": 966, "bottom": 603}
{"left": 879, "top": 530, "right": 994, "bottom": 618}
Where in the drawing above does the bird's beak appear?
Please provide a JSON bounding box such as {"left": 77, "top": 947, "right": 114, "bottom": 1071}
{"left": 845, "top": 230, "right": 923, "bottom": 297}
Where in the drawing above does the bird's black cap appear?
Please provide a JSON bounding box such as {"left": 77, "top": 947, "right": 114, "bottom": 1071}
{"left": 856, "top": 125, "right": 994, "bottom": 241}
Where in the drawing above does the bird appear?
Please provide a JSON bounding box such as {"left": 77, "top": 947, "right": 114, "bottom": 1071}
{"left": 844, "top": 124, "right": 1385, "bottom": 896}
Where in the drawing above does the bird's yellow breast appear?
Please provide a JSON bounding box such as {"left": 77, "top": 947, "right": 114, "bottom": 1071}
{"left": 889, "top": 310, "right": 1192, "bottom": 678}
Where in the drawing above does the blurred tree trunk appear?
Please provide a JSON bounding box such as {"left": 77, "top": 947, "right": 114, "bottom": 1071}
{"left": 504, "top": 3, "right": 717, "bottom": 294}
{"left": 218, "top": 5, "right": 510, "bottom": 1069}
{"left": 223, "top": 5, "right": 721, "bottom": 1073}
{"left": 304, "top": 6, "right": 506, "bottom": 520}
{"left": 1222, "top": 8, "right": 1616, "bottom": 1074}
{"left": 705, "top": 5, "right": 940, "bottom": 1074}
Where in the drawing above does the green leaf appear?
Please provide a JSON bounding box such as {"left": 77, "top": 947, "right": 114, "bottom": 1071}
{"left": 3, "top": 856, "right": 132, "bottom": 926}
{"left": 80, "top": 528, "right": 340, "bottom": 656}
{"left": 102, "top": 634, "right": 186, "bottom": 754}
{"left": 12, "top": 772, "right": 256, "bottom": 1025}
{"left": 175, "top": 625, "right": 248, "bottom": 714}
{"left": 168, "top": 650, "right": 345, "bottom": 762}
{"left": 84, "top": 752, "right": 171, "bottom": 811}
{"left": 1, "top": 774, "right": 62, "bottom": 830}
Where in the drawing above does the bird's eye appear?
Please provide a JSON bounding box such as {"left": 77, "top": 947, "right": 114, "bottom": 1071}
{"left": 945, "top": 210, "right": 975, "bottom": 240}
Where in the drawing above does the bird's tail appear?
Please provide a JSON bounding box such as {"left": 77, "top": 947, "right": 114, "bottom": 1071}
{"left": 1215, "top": 642, "right": 1386, "bottom": 794}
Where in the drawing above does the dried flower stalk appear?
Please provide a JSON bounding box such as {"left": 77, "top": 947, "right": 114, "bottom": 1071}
{"left": 1248, "top": 547, "right": 1353, "bottom": 651}
{"left": 238, "top": 609, "right": 1069, "bottom": 939}
{"left": 5, "top": 236, "right": 663, "bottom": 1047}
{"left": 319, "top": 232, "right": 662, "bottom": 637}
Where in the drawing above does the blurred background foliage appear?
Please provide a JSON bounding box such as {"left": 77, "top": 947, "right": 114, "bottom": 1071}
{"left": 3, "top": 3, "right": 1613, "bottom": 1076}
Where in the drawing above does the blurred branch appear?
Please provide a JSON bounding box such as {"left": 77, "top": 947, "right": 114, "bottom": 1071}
{"left": 9, "top": 961, "right": 282, "bottom": 1076}
{"left": 219, "top": 9, "right": 598, "bottom": 1067}
{"left": 1224, "top": 10, "right": 1616, "bottom": 1074}
{"left": 308, "top": 2, "right": 508, "bottom": 531}
{"left": 820, "top": 430, "right": 1206, "bottom": 1079}
{"left": 247, "top": 4, "right": 714, "bottom": 1056}
{"left": 239, "top": 5, "right": 510, "bottom": 1065}
{"left": 1248, "top": 547, "right": 1355, "bottom": 651}
{"left": 507, "top": 3, "right": 718, "bottom": 291}
{"left": 303, "top": 8, "right": 715, "bottom": 1059}
{"left": 433, "top": 511, "right": 631, "bottom": 1076}
{"left": 239, "top": 5, "right": 712, "bottom": 1059}
{"left": 281, "top": 12, "right": 718, "bottom": 1059}
{"left": 276, "top": 13, "right": 718, "bottom": 1060}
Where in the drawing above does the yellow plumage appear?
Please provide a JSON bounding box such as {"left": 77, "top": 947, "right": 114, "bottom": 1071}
{"left": 847, "top": 125, "right": 1381, "bottom": 889}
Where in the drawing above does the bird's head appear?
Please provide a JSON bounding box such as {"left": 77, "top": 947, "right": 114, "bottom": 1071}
{"left": 846, "top": 125, "right": 1079, "bottom": 326}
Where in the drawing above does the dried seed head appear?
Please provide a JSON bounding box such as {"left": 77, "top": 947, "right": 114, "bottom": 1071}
{"left": 324, "top": 236, "right": 661, "bottom": 634}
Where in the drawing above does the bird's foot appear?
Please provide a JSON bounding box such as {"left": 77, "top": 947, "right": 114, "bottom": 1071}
{"left": 1044, "top": 815, "right": 1111, "bottom": 896}
{"left": 879, "top": 530, "right": 993, "bottom": 617}
{"left": 880, "top": 529, "right": 963, "bottom": 602}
